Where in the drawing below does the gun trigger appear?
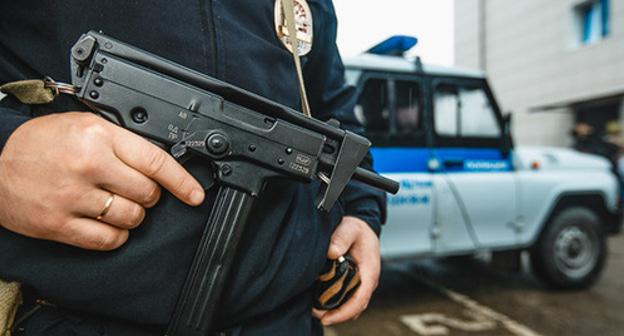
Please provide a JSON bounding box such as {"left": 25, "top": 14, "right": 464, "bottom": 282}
{"left": 171, "top": 140, "right": 215, "bottom": 191}
{"left": 200, "top": 174, "right": 216, "bottom": 192}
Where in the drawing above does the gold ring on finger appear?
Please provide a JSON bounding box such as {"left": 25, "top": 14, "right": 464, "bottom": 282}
{"left": 96, "top": 194, "right": 115, "bottom": 221}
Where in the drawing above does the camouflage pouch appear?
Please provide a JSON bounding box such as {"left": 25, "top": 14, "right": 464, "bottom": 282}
{"left": 314, "top": 257, "right": 361, "bottom": 310}
{"left": 0, "top": 280, "right": 22, "bottom": 336}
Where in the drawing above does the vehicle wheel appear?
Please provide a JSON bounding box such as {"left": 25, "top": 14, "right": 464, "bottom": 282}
{"left": 530, "top": 207, "right": 606, "bottom": 289}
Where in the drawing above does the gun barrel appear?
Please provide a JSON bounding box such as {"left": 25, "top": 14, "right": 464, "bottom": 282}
{"left": 353, "top": 167, "right": 399, "bottom": 194}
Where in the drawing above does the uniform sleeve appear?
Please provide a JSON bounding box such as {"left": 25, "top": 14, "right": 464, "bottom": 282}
{"left": 0, "top": 106, "right": 30, "bottom": 153}
{"left": 303, "top": 0, "right": 387, "bottom": 235}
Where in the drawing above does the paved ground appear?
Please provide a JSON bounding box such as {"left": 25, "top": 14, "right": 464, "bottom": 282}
{"left": 326, "top": 233, "right": 624, "bottom": 336}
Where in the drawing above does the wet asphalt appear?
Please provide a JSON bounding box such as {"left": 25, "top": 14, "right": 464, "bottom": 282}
{"left": 326, "top": 233, "right": 624, "bottom": 336}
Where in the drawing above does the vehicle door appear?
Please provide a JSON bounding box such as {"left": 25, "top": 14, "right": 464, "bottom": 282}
{"left": 355, "top": 73, "right": 433, "bottom": 257}
{"left": 431, "top": 78, "right": 518, "bottom": 250}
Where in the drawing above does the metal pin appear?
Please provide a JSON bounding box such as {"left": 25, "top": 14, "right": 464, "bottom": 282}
{"left": 317, "top": 172, "right": 331, "bottom": 185}
{"left": 43, "top": 76, "right": 78, "bottom": 96}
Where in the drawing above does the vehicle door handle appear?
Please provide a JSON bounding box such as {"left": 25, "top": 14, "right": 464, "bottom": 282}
{"left": 443, "top": 158, "right": 464, "bottom": 168}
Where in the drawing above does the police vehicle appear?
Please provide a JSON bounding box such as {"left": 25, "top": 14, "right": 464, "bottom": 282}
{"left": 345, "top": 36, "right": 622, "bottom": 289}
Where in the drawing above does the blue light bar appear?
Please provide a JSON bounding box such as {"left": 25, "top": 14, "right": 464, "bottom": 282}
{"left": 366, "top": 35, "right": 418, "bottom": 56}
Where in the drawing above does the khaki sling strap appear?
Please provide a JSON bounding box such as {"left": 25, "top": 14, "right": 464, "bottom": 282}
{"left": 0, "top": 80, "right": 55, "bottom": 105}
{"left": 0, "top": 280, "right": 21, "bottom": 336}
{"left": 281, "top": 0, "right": 312, "bottom": 118}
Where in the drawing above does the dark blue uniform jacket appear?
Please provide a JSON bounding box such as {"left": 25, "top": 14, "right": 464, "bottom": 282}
{"left": 0, "top": 1, "right": 386, "bottom": 335}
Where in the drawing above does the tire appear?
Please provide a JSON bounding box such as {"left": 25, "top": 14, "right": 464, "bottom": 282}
{"left": 530, "top": 207, "right": 606, "bottom": 289}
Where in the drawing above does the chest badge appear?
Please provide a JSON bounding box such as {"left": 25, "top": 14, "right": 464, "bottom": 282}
{"left": 274, "top": 0, "right": 313, "bottom": 56}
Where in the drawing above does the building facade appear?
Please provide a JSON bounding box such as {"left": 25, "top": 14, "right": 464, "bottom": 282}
{"left": 455, "top": 0, "right": 624, "bottom": 147}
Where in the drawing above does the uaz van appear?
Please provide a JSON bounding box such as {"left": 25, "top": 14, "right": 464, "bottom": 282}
{"left": 345, "top": 36, "right": 622, "bottom": 288}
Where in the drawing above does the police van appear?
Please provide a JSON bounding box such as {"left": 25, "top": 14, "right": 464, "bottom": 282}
{"left": 345, "top": 36, "right": 622, "bottom": 288}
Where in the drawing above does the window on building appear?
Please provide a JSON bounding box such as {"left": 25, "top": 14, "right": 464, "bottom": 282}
{"left": 574, "top": 0, "right": 610, "bottom": 45}
{"left": 434, "top": 84, "right": 500, "bottom": 138}
{"left": 354, "top": 78, "right": 423, "bottom": 135}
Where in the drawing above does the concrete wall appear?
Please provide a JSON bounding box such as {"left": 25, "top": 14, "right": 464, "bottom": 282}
{"left": 454, "top": 0, "right": 481, "bottom": 69}
{"left": 454, "top": 0, "right": 624, "bottom": 146}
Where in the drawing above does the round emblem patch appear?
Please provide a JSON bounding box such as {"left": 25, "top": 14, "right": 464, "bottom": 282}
{"left": 274, "top": 0, "right": 314, "bottom": 56}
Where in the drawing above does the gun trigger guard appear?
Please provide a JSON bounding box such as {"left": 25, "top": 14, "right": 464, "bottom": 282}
{"left": 170, "top": 140, "right": 216, "bottom": 191}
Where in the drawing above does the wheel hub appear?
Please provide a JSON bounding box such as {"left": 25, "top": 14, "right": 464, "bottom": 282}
{"left": 568, "top": 239, "right": 582, "bottom": 257}
{"left": 553, "top": 226, "right": 597, "bottom": 279}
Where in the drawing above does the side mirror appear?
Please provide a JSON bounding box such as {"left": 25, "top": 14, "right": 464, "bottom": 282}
{"left": 501, "top": 112, "right": 513, "bottom": 157}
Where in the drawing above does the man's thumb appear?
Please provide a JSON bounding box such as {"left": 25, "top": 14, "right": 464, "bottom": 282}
{"left": 327, "top": 221, "right": 357, "bottom": 259}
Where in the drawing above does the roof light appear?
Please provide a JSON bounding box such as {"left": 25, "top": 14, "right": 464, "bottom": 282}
{"left": 366, "top": 35, "right": 418, "bottom": 56}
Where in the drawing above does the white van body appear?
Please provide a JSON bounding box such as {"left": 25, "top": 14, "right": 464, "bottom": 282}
{"left": 344, "top": 51, "right": 621, "bottom": 288}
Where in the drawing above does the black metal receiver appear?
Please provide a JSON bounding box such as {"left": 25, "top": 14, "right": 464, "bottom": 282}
{"left": 69, "top": 31, "right": 399, "bottom": 336}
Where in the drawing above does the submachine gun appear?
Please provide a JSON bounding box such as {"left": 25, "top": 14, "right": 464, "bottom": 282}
{"left": 68, "top": 31, "right": 399, "bottom": 336}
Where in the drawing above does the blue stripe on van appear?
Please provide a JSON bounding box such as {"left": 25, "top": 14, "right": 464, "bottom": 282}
{"left": 371, "top": 148, "right": 430, "bottom": 173}
{"left": 371, "top": 147, "right": 512, "bottom": 173}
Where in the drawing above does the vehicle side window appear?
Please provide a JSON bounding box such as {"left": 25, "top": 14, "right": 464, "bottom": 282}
{"left": 355, "top": 78, "right": 423, "bottom": 135}
{"left": 355, "top": 78, "right": 389, "bottom": 134}
{"left": 394, "top": 80, "right": 422, "bottom": 133}
{"left": 434, "top": 84, "right": 500, "bottom": 138}
{"left": 434, "top": 88, "right": 459, "bottom": 136}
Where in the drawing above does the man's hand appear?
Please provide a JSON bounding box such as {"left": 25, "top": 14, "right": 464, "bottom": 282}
{"left": 0, "top": 112, "right": 205, "bottom": 250}
{"left": 313, "top": 216, "right": 381, "bottom": 325}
